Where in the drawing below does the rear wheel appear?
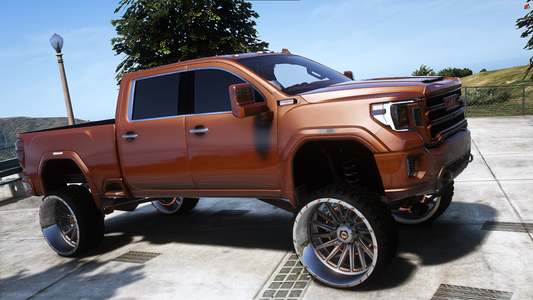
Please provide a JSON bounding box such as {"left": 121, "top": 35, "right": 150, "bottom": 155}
{"left": 293, "top": 183, "right": 398, "bottom": 289}
{"left": 40, "top": 185, "right": 104, "bottom": 257}
{"left": 392, "top": 181, "right": 454, "bottom": 225}
{"left": 152, "top": 197, "right": 199, "bottom": 214}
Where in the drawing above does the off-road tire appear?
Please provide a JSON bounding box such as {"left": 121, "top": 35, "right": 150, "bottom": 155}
{"left": 40, "top": 185, "right": 104, "bottom": 257}
{"left": 293, "top": 183, "right": 398, "bottom": 289}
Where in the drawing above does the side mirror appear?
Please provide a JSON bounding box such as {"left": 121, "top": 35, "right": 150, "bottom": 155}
{"left": 229, "top": 83, "right": 271, "bottom": 122}
{"left": 344, "top": 71, "right": 354, "bottom": 80}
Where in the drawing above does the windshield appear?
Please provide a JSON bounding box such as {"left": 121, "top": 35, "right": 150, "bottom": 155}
{"left": 237, "top": 54, "right": 352, "bottom": 95}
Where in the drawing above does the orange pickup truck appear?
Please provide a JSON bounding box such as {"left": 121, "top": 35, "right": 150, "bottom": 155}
{"left": 17, "top": 50, "right": 472, "bottom": 288}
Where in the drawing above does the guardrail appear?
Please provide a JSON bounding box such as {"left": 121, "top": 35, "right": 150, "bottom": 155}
{"left": 1, "top": 146, "right": 22, "bottom": 185}
{"left": 0, "top": 147, "right": 25, "bottom": 199}
{"left": 0, "top": 158, "right": 23, "bottom": 185}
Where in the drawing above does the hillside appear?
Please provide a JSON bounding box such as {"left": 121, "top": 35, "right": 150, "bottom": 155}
{"left": 460, "top": 65, "right": 532, "bottom": 86}
{"left": 0, "top": 117, "right": 87, "bottom": 149}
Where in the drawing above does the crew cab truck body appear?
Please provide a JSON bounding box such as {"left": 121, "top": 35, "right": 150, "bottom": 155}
{"left": 17, "top": 52, "right": 472, "bottom": 289}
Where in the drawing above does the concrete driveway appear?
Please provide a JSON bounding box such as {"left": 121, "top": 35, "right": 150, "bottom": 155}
{"left": 1, "top": 116, "right": 532, "bottom": 300}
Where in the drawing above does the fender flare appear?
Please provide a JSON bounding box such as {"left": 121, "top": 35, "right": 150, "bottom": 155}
{"left": 279, "top": 126, "right": 386, "bottom": 206}
{"left": 38, "top": 151, "right": 101, "bottom": 208}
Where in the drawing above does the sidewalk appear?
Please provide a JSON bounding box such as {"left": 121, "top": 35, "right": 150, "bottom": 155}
{"left": 1, "top": 116, "right": 532, "bottom": 300}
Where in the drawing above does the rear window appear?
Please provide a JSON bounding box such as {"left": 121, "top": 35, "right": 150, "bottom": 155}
{"left": 131, "top": 73, "right": 180, "bottom": 120}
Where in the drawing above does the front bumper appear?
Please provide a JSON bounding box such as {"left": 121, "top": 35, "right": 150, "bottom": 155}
{"left": 374, "top": 128, "right": 472, "bottom": 201}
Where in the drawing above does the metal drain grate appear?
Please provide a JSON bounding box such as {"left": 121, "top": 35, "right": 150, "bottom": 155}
{"left": 255, "top": 252, "right": 312, "bottom": 300}
{"left": 481, "top": 221, "right": 533, "bottom": 233}
{"left": 431, "top": 284, "right": 513, "bottom": 300}
{"left": 111, "top": 251, "right": 162, "bottom": 264}
{"left": 211, "top": 209, "right": 251, "bottom": 217}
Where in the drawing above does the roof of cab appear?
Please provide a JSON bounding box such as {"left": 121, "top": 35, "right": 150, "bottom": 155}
{"left": 124, "top": 51, "right": 289, "bottom": 77}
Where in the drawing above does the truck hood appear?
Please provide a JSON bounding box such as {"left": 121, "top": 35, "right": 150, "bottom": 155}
{"left": 300, "top": 76, "right": 461, "bottom": 103}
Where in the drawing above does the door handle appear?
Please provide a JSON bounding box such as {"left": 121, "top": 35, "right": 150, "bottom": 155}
{"left": 189, "top": 128, "right": 209, "bottom": 134}
{"left": 122, "top": 132, "right": 139, "bottom": 140}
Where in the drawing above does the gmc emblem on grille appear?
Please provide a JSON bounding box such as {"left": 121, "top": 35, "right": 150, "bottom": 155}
{"left": 444, "top": 95, "right": 459, "bottom": 109}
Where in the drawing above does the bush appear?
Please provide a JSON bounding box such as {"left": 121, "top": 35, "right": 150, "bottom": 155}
{"left": 437, "top": 67, "right": 473, "bottom": 77}
{"left": 480, "top": 68, "right": 487, "bottom": 72}
{"left": 465, "top": 87, "right": 512, "bottom": 106}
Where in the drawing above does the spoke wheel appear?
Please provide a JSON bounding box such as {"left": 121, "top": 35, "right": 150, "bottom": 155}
{"left": 293, "top": 183, "right": 397, "bottom": 289}
{"left": 152, "top": 197, "right": 199, "bottom": 215}
{"left": 55, "top": 199, "right": 79, "bottom": 247}
{"left": 393, "top": 181, "right": 454, "bottom": 225}
{"left": 40, "top": 186, "right": 104, "bottom": 257}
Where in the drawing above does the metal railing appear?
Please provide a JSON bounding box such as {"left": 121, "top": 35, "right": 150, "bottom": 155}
{"left": 462, "top": 84, "right": 533, "bottom": 117}
{"left": 0, "top": 147, "right": 22, "bottom": 183}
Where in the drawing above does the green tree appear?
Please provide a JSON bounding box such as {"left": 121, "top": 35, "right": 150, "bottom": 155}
{"left": 517, "top": 0, "right": 533, "bottom": 80}
{"left": 437, "top": 67, "right": 473, "bottom": 77}
{"left": 111, "top": 0, "right": 269, "bottom": 82}
{"left": 412, "top": 64, "right": 436, "bottom": 76}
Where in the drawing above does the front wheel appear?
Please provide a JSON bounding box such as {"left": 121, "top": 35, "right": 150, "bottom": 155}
{"left": 293, "top": 183, "right": 398, "bottom": 289}
{"left": 40, "top": 185, "right": 104, "bottom": 257}
{"left": 152, "top": 197, "right": 199, "bottom": 214}
{"left": 392, "top": 181, "right": 454, "bottom": 225}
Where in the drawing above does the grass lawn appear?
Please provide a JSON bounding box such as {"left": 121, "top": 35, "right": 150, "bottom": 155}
{"left": 460, "top": 65, "right": 531, "bottom": 86}
{"left": 460, "top": 65, "right": 533, "bottom": 116}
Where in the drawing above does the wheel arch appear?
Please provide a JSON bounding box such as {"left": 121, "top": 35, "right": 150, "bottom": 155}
{"left": 291, "top": 138, "right": 385, "bottom": 206}
{"left": 39, "top": 151, "right": 101, "bottom": 208}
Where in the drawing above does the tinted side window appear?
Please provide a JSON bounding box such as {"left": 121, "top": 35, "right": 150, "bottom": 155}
{"left": 132, "top": 73, "right": 180, "bottom": 120}
{"left": 194, "top": 69, "right": 245, "bottom": 114}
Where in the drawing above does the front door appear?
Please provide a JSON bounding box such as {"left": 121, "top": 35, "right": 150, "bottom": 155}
{"left": 184, "top": 68, "right": 280, "bottom": 190}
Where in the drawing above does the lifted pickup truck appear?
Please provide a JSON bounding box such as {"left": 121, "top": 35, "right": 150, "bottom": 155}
{"left": 17, "top": 50, "right": 472, "bottom": 288}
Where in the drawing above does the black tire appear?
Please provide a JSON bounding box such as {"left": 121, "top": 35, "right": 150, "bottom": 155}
{"left": 152, "top": 197, "right": 199, "bottom": 215}
{"left": 293, "top": 183, "right": 398, "bottom": 289}
{"left": 40, "top": 185, "right": 104, "bottom": 257}
{"left": 392, "top": 181, "right": 454, "bottom": 225}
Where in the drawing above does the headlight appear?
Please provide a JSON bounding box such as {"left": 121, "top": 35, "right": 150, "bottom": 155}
{"left": 371, "top": 99, "right": 422, "bottom": 131}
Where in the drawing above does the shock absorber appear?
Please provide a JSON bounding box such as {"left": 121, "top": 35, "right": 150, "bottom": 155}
{"left": 342, "top": 159, "right": 359, "bottom": 183}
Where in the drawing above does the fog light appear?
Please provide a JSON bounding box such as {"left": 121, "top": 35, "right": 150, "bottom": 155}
{"left": 407, "top": 155, "right": 420, "bottom": 178}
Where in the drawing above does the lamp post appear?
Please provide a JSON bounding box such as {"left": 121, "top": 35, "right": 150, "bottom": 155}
{"left": 50, "top": 33, "right": 75, "bottom": 125}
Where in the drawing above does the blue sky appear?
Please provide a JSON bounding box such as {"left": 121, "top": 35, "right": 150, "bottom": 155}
{"left": 1, "top": 0, "right": 531, "bottom": 121}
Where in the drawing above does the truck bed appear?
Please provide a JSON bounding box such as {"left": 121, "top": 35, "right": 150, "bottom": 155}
{"left": 18, "top": 119, "right": 122, "bottom": 199}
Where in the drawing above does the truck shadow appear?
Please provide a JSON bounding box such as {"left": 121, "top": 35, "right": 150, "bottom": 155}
{"left": 0, "top": 259, "right": 144, "bottom": 299}
{"left": 96, "top": 200, "right": 295, "bottom": 254}
{"left": 95, "top": 200, "right": 495, "bottom": 291}
{"left": 363, "top": 201, "right": 497, "bottom": 290}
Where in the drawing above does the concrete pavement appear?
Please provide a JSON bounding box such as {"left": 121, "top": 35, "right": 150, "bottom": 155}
{"left": 1, "top": 116, "right": 532, "bottom": 299}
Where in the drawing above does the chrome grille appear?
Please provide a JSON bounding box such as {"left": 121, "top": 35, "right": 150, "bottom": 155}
{"left": 425, "top": 88, "right": 467, "bottom": 145}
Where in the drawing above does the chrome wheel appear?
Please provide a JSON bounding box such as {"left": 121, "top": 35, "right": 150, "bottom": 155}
{"left": 152, "top": 197, "right": 199, "bottom": 215}
{"left": 41, "top": 196, "right": 80, "bottom": 254}
{"left": 392, "top": 181, "right": 454, "bottom": 225}
{"left": 296, "top": 199, "right": 378, "bottom": 278}
{"left": 293, "top": 184, "right": 397, "bottom": 288}
{"left": 152, "top": 197, "right": 182, "bottom": 214}
{"left": 393, "top": 194, "right": 442, "bottom": 224}
{"left": 40, "top": 186, "right": 104, "bottom": 256}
